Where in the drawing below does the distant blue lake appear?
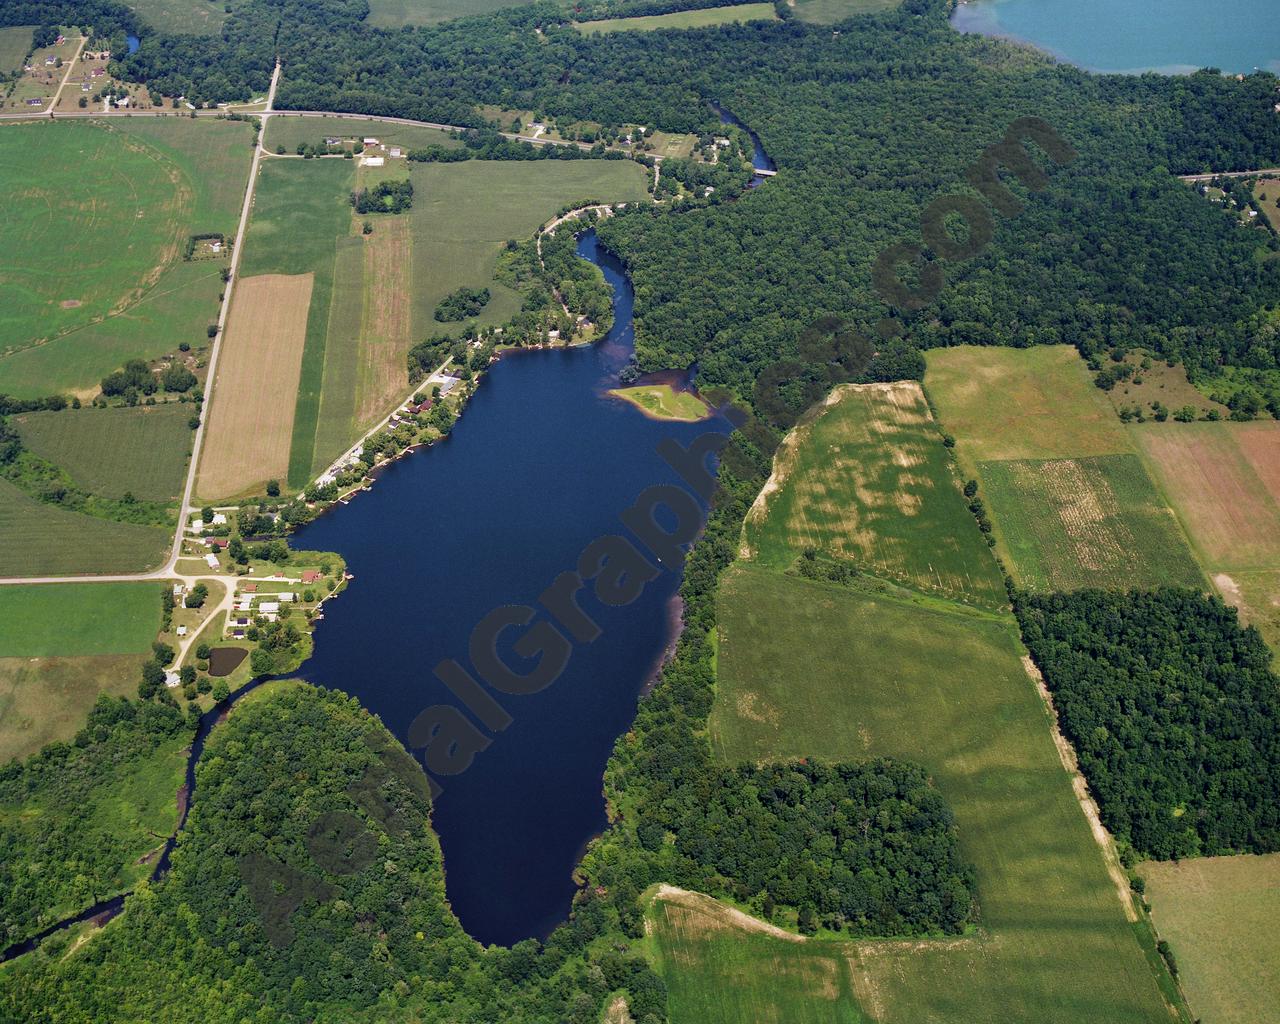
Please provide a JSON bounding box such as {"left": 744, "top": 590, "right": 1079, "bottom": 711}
{"left": 951, "top": 0, "right": 1280, "bottom": 75}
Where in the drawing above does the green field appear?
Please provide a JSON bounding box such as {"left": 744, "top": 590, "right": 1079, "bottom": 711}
{"left": 606, "top": 383, "right": 710, "bottom": 422}
{"left": 0, "top": 654, "right": 149, "bottom": 764}
{"left": 704, "top": 563, "right": 1180, "bottom": 1023}
{"left": 13, "top": 404, "right": 193, "bottom": 502}
{"left": 263, "top": 116, "right": 462, "bottom": 153}
{"left": 0, "top": 583, "right": 160, "bottom": 658}
{"left": 575, "top": 3, "right": 777, "bottom": 34}
{"left": 743, "top": 382, "right": 1007, "bottom": 608}
{"left": 0, "top": 478, "right": 170, "bottom": 576}
{"left": 127, "top": 0, "right": 233, "bottom": 33}
{"left": 364, "top": 0, "right": 538, "bottom": 27}
{"left": 792, "top": 0, "right": 899, "bottom": 23}
{"left": 241, "top": 156, "right": 650, "bottom": 485}
{"left": 648, "top": 893, "right": 866, "bottom": 1023}
{"left": 0, "top": 26, "right": 34, "bottom": 73}
{"left": 0, "top": 118, "right": 253, "bottom": 397}
{"left": 977, "top": 454, "right": 1204, "bottom": 591}
{"left": 1137, "top": 854, "right": 1280, "bottom": 1024}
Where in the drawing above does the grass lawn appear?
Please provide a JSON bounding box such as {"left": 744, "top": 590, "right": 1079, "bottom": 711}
{"left": 0, "top": 654, "right": 149, "bottom": 763}
{"left": 13, "top": 404, "right": 193, "bottom": 502}
{"left": 648, "top": 893, "right": 866, "bottom": 1023}
{"left": 0, "top": 477, "right": 170, "bottom": 576}
{"left": 127, "top": 0, "right": 235, "bottom": 33}
{"left": 977, "top": 454, "right": 1204, "bottom": 591}
{"left": 264, "top": 116, "right": 462, "bottom": 154}
{"left": 742, "top": 382, "right": 1007, "bottom": 608}
{"left": 705, "top": 563, "right": 1181, "bottom": 1023}
{"left": 1253, "top": 175, "right": 1280, "bottom": 232}
{"left": 575, "top": 3, "right": 778, "bottom": 34}
{"left": 792, "top": 0, "right": 899, "bottom": 22}
{"left": 364, "top": 0, "right": 539, "bottom": 28}
{"left": 925, "top": 345, "right": 1130, "bottom": 465}
{"left": 0, "top": 118, "right": 253, "bottom": 396}
{"left": 1139, "top": 854, "right": 1280, "bottom": 1024}
{"left": 239, "top": 156, "right": 649, "bottom": 487}
{"left": 0, "top": 26, "right": 34, "bottom": 74}
{"left": 0, "top": 583, "right": 160, "bottom": 658}
{"left": 606, "top": 383, "right": 710, "bottom": 422}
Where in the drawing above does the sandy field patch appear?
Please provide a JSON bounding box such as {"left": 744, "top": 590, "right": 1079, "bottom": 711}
{"left": 197, "top": 273, "right": 313, "bottom": 499}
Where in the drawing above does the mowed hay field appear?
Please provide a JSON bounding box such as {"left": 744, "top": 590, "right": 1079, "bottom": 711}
{"left": 0, "top": 26, "right": 34, "bottom": 73}
{"left": 706, "top": 564, "right": 1180, "bottom": 1024}
{"left": 125, "top": 0, "right": 233, "bottom": 34}
{"left": 364, "top": 0, "right": 539, "bottom": 27}
{"left": 648, "top": 892, "right": 866, "bottom": 1024}
{"left": 0, "top": 583, "right": 160, "bottom": 658}
{"left": 793, "top": 0, "right": 901, "bottom": 23}
{"left": 198, "top": 273, "right": 314, "bottom": 500}
{"left": 926, "top": 346, "right": 1202, "bottom": 592}
{"left": 13, "top": 404, "right": 193, "bottom": 502}
{"left": 0, "top": 118, "right": 252, "bottom": 397}
{"left": 1138, "top": 854, "right": 1280, "bottom": 1024}
{"left": 742, "top": 382, "right": 1006, "bottom": 608}
{"left": 0, "top": 478, "right": 170, "bottom": 576}
{"left": 575, "top": 2, "right": 778, "bottom": 33}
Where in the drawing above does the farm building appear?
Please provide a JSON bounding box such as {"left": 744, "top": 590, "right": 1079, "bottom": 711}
{"left": 176, "top": 625, "right": 187, "bottom": 638}
{"left": 362, "top": 155, "right": 384, "bottom": 167}
{"left": 259, "top": 601, "right": 280, "bottom": 614}
{"left": 204, "top": 553, "right": 219, "bottom": 569}
{"left": 363, "top": 137, "right": 379, "bottom": 145}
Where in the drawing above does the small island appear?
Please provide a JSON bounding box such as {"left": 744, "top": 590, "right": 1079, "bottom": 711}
{"left": 606, "top": 382, "right": 712, "bottom": 421}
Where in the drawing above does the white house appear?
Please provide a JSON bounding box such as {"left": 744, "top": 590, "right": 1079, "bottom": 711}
{"left": 165, "top": 671, "right": 181, "bottom": 688}
{"left": 205, "top": 553, "right": 220, "bottom": 569}
{"left": 176, "top": 625, "right": 188, "bottom": 638}
{"left": 276, "top": 592, "right": 296, "bottom": 603}
{"left": 389, "top": 147, "right": 402, "bottom": 158}
{"left": 361, "top": 155, "right": 384, "bottom": 167}
{"left": 362, "top": 137, "right": 379, "bottom": 145}
{"left": 259, "top": 601, "right": 280, "bottom": 614}
{"left": 211, "top": 512, "right": 227, "bottom": 526}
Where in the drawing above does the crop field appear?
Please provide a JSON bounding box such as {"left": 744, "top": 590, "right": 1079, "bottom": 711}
{"left": 648, "top": 892, "right": 866, "bottom": 1023}
{"left": 126, "top": 0, "right": 234, "bottom": 33}
{"left": 703, "top": 563, "right": 1180, "bottom": 1024}
{"left": 264, "top": 116, "right": 462, "bottom": 153}
{"left": 575, "top": 3, "right": 778, "bottom": 34}
{"left": 0, "top": 478, "right": 170, "bottom": 576}
{"left": 1139, "top": 854, "right": 1280, "bottom": 1024}
{"left": 364, "top": 0, "right": 539, "bottom": 28}
{"left": 198, "top": 273, "right": 314, "bottom": 500}
{"left": 925, "top": 346, "right": 1130, "bottom": 464}
{"left": 742, "top": 382, "right": 1006, "bottom": 607}
{"left": 0, "top": 583, "right": 159, "bottom": 658}
{"left": 0, "top": 118, "right": 252, "bottom": 396}
{"left": 0, "top": 654, "right": 149, "bottom": 764}
{"left": 977, "top": 454, "right": 1203, "bottom": 591}
{"left": 793, "top": 0, "right": 900, "bottom": 22}
{"left": 1132, "top": 421, "right": 1280, "bottom": 570}
{"left": 13, "top": 404, "right": 192, "bottom": 502}
{"left": 0, "top": 26, "right": 34, "bottom": 73}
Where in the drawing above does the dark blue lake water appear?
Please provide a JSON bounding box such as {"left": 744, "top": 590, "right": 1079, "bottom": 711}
{"left": 291, "top": 234, "right": 723, "bottom": 946}
{"left": 952, "top": 0, "right": 1280, "bottom": 74}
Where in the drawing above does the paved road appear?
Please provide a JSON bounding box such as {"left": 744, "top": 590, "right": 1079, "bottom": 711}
{"left": 1178, "top": 168, "right": 1280, "bottom": 182}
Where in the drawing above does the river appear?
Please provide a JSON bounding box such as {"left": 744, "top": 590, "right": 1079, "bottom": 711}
{"left": 951, "top": 0, "right": 1280, "bottom": 75}
{"left": 288, "top": 232, "right": 726, "bottom": 946}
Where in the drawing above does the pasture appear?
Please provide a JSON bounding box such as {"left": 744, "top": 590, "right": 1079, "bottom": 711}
{"left": 238, "top": 156, "right": 649, "bottom": 486}
{"left": 606, "top": 384, "right": 710, "bottom": 422}
{"left": 742, "top": 382, "right": 1006, "bottom": 608}
{"left": 1132, "top": 421, "right": 1280, "bottom": 570}
{"left": 977, "top": 454, "right": 1204, "bottom": 591}
{"left": 0, "top": 478, "right": 170, "bottom": 576}
{"left": 793, "top": 0, "right": 900, "bottom": 22}
{"left": 264, "top": 116, "right": 462, "bottom": 154}
{"left": 1253, "top": 176, "right": 1280, "bottom": 232}
{"left": 13, "top": 404, "right": 192, "bottom": 502}
{"left": 1216, "top": 569, "right": 1280, "bottom": 662}
{"left": 197, "top": 273, "right": 314, "bottom": 500}
{"left": 364, "top": 0, "right": 539, "bottom": 28}
{"left": 925, "top": 345, "right": 1130, "bottom": 464}
{"left": 706, "top": 563, "right": 1181, "bottom": 1023}
{"left": 126, "top": 0, "right": 234, "bottom": 33}
{"left": 575, "top": 3, "right": 778, "bottom": 34}
{"left": 648, "top": 891, "right": 866, "bottom": 1023}
{"left": 0, "top": 118, "right": 252, "bottom": 396}
{"left": 0, "top": 26, "right": 34, "bottom": 74}
{"left": 1139, "top": 854, "right": 1280, "bottom": 1024}
{"left": 0, "top": 583, "right": 159, "bottom": 658}
{"left": 0, "top": 654, "right": 149, "bottom": 764}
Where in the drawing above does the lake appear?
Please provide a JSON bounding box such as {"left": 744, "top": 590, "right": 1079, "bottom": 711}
{"left": 951, "top": 0, "right": 1280, "bottom": 75}
{"left": 291, "top": 233, "right": 724, "bottom": 946}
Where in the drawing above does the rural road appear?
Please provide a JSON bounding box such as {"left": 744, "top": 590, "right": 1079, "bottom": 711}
{"left": 1178, "top": 168, "right": 1280, "bottom": 181}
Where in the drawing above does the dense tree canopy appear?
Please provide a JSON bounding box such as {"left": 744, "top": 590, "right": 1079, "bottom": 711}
{"left": 1016, "top": 588, "right": 1280, "bottom": 859}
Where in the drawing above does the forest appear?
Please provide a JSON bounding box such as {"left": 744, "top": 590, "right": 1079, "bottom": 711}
{"left": 434, "top": 286, "right": 491, "bottom": 322}
{"left": 1015, "top": 588, "right": 1280, "bottom": 861}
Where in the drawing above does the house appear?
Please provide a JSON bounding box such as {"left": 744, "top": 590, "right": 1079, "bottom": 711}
{"left": 277, "top": 593, "right": 296, "bottom": 603}
{"left": 205, "top": 553, "right": 220, "bottom": 569}
{"left": 242, "top": 583, "right": 257, "bottom": 592}
{"left": 234, "top": 599, "right": 253, "bottom": 612}
{"left": 91, "top": 68, "right": 104, "bottom": 77}
{"left": 301, "top": 570, "right": 323, "bottom": 584}
{"left": 210, "top": 538, "right": 228, "bottom": 551}
{"left": 236, "top": 618, "right": 249, "bottom": 626}
{"left": 547, "top": 329, "right": 560, "bottom": 340}
{"left": 173, "top": 583, "right": 185, "bottom": 598}
{"left": 165, "top": 671, "right": 181, "bottom": 688}
{"left": 389, "top": 147, "right": 402, "bottom": 158}
{"left": 362, "top": 137, "right": 379, "bottom": 145}
{"left": 176, "top": 625, "right": 188, "bottom": 638}
{"left": 45, "top": 57, "right": 56, "bottom": 65}
{"left": 434, "top": 375, "right": 461, "bottom": 394}
{"left": 259, "top": 601, "right": 280, "bottom": 614}
{"left": 231, "top": 629, "right": 246, "bottom": 639}
{"left": 324, "top": 136, "right": 341, "bottom": 145}
{"left": 26, "top": 98, "right": 43, "bottom": 106}
{"left": 116, "top": 96, "right": 129, "bottom": 108}
{"left": 362, "top": 155, "right": 384, "bottom": 167}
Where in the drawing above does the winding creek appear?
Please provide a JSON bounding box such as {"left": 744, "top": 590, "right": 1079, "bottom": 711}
{"left": 1, "top": 229, "right": 733, "bottom": 960}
